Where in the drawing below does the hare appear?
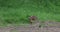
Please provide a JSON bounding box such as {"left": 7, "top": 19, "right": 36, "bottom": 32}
{"left": 29, "top": 16, "right": 41, "bottom": 28}
{"left": 29, "top": 16, "right": 39, "bottom": 24}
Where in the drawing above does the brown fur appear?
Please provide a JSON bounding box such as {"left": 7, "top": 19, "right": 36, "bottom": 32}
{"left": 29, "top": 16, "right": 37, "bottom": 24}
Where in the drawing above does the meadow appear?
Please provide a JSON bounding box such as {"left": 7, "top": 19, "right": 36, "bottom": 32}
{"left": 0, "top": 0, "right": 60, "bottom": 26}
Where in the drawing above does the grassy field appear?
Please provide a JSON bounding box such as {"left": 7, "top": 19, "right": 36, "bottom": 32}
{"left": 0, "top": 0, "right": 60, "bottom": 26}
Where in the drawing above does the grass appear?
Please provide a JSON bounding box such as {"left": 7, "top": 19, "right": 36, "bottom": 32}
{"left": 0, "top": 0, "right": 60, "bottom": 26}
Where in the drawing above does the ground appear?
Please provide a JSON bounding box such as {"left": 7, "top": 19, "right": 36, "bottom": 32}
{"left": 0, "top": 20, "right": 60, "bottom": 32}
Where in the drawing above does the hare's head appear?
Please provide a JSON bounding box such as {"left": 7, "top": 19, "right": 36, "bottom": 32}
{"left": 29, "top": 16, "right": 38, "bottom": 24}
{"left": 29, "top": 16, "right": 37, "bottom": 20}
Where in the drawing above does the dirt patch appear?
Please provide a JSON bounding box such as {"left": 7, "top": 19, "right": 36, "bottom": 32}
{"left": 0, "top": 20, "right": 60, "bottom": 32}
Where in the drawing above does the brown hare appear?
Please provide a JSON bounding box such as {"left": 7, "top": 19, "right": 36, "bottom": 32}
{"left": 29, "top": 16, "right": 38, "bottom": 24}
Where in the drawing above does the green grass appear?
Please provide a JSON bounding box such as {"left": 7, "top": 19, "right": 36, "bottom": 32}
{"left": 0, "top": 0, "right": 60, "bottom": 26}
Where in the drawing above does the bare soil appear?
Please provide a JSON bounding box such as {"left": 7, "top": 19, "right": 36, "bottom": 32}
{"left": 0, "top": 20, "right": 60, "bottom": 32}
